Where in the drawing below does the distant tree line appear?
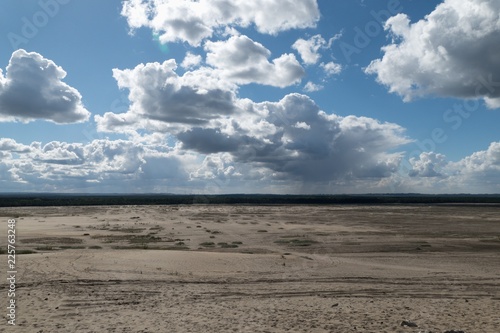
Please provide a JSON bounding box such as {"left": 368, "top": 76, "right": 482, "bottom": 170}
{"left": 0, "top": 193, "right": 499, "bottom": 207}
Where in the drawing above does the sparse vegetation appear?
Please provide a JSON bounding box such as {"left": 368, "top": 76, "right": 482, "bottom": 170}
{"left": 110, "top": 227, "right": 145, "bottom": 233}
{"left": 21, "top": 237, "right": 83, "bottom": 244}
{"left": 274, "top": 238, "right": 318, "bottom": 246}
{"left": 220, "top": 243, "right": 238, "bottom": 248}
{"left": 35, "top": 246, "right": 57, "bottom": 251}
{"left": 18, "top": 249, "right": 37, "bottom": 254}
{"left": 149, "top": 225, "right": 164, "bottom": 231}
{"left": 112, "top": 245, "right": 189, "bottom": 250}
{"left": 0, "top": 248, "right": 37, "bottom": 254}
{"left": 128, "top": 235, "right": 162, "bottom": 244}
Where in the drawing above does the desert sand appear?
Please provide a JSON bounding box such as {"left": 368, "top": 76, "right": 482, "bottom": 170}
{"left": 1, "top": 204, "right": 499, "bottom": 332}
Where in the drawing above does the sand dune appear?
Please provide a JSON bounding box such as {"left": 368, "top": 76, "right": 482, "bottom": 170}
{"left": 1, "top": 205, "right": 499, "bottom": 332}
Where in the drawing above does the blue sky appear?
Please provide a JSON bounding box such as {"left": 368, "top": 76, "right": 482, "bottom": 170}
{"left": 0, "top": 0, "right": 499, "bottom": 193}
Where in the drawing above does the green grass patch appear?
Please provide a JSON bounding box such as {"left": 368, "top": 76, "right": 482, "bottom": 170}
{"left": 199, "top": 242, "right": 216, "bottom": 247}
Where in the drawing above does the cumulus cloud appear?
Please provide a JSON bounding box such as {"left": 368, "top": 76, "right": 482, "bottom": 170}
{"left": 0, "top": 137, "right": 193, "bottom": 192}
{"left": 205, "top": 35, "right": 304, "bottom": 87}
{"left": 96, "top": 49, "right": 304, "bottom": 136}
{"left": 292, "top": 34, "right": 328, "bottom": 65}
{"left": 0, "top": 138, "right": 32, "bottom": 153}
{"left": 408, "top": 152, "right": 447, "bottom": 178}
{"left": 321, "top": 61, "right": 342, "bottom": 77}
{"left": 91, "top": 46, "right": 418, "bottom": 189}
{"left": 121, "top": 0, "right": 320, "bottom": 46}
{"left": 447, "top": 141, "right": 500, "bottom": 190}
{"left": 96, "top": 59, "right": 238, "bottom": 131}
{"left": 181, "top": 52, "right": 202, "bottom": 69}
{"left": 365, "top": 0, "right": 500, "bottom": 108}
{"left": 99, "top": 61, "right": 412, "bottom": 184}
{"left": 242, "top": 94, "right": 410, "bottom": 181}
{"left": 397, "top": 142, "right": 500, "bottom": 193}
{"left": 0, "top": 49, "right": 90, "bottom": 123}
{"left": 292, "top": 34, "right": 339, "bottom": 63}
{"left": 303, "top": 82, "right": 323, "bottom": 92}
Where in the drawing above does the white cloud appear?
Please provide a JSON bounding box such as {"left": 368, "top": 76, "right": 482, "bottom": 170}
{"left": 96, "top": 48, "right": 304, "bottom": 137}
{"left": 447, "top": 142, "right": 500, "bottom": 191}
{"left": 408, "top": 152, "right": 447, "bottom": 178}
{"left": 205, "top": 35, "right": 305, "bottom": 87}
{"left": 397, "top": 142, "right": 500, "bottom": 193}
{"left": 294, "top": 122, "right": 311, "bottom": 130}
{"left": 0, "top": 50, "right": 90, "bottom": 123}
{"left": 190, "top": 153, "right": 240, "bottom": 181}
{"left": 292, "top": 34, "right": 327, "bottom": 65}
{"left": 0, "top": 138, "right": 32, "bottom": 153}
{"left": 4, "top": 136, "right": 499, "bottom": 194}
{"left": 366, "top": 0, "right": 500, "bottom": 107}
{"left": 181, "top": 52, "right": 202, "bottom": 69}
{"left": 303, "top": 81, "right": 323, "bottom": 92}
{"left": 96, "top": 59, "right": 239, "bottom": 132}
{"left": 0, "top": 137, "right": 193, "bottom": 193}
{"left": 121, "top": 0, "right": 320, "bottom": 46}
{"left": 321, "top": 61, "right": 342, "bottom": 76}
{"left": 94, "top": 54, "right": 415, "bottom": 187}
{"left": 292, "top": 33, "right": 342, "bottom": 71}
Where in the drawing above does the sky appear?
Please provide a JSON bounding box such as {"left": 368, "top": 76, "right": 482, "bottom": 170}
{"left": 0, "top": 0, "right": 499, "bottom": 194}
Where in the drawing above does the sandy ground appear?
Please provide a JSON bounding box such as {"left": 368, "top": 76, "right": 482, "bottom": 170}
{"left": 1, "top": 204, "right": 499, "bottom": 332}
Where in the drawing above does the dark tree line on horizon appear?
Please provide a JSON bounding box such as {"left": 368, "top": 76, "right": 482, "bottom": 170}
{"left": 0, "top": 193, "right": 499, "bottom": 207}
